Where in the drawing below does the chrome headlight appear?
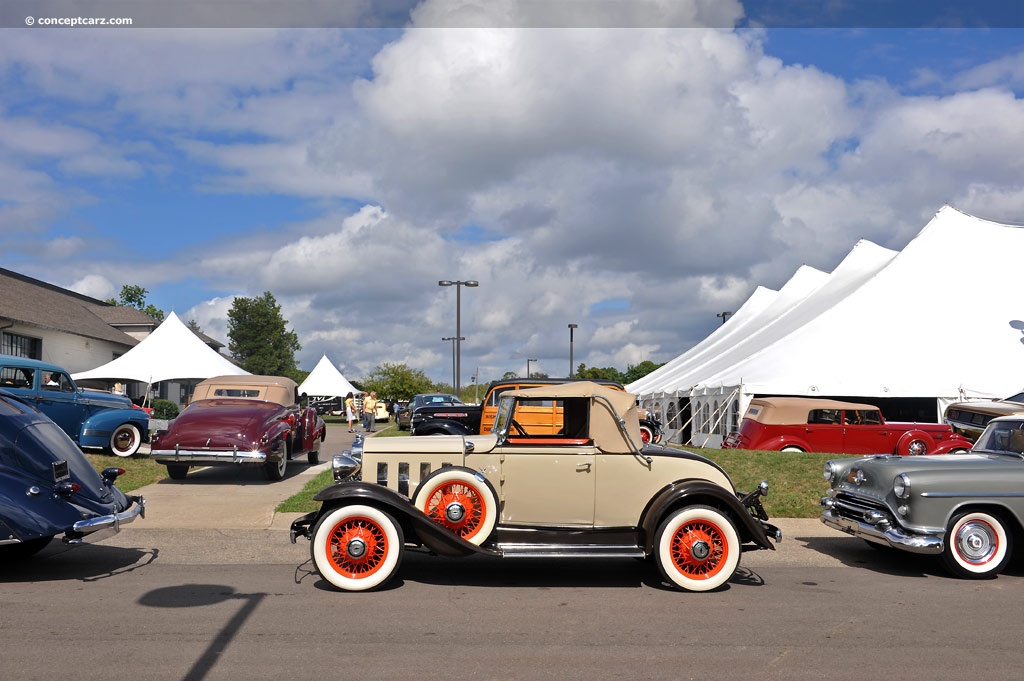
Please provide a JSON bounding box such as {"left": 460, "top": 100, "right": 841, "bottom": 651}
{"left": 332, "top": 453, "right": 362, "bottom": 481}
{"left": 893, "top": 473, "right": 911, "bottom": 499}
{"left": 823, "top": 461, "right": 838, "bottom": 484}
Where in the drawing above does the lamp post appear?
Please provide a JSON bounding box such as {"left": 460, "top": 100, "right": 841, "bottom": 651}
{"left": 442, "top": 337, "right": 463, "bottom": 392}
{"left": 438, "top": 280, "right": 478, "bottom": 394}
{"left": 568, "top": 323, "right": 577, "bottom": 378}
{"left": 526, "top": 358, "right": 537, "bottom": 379}
{"left": 717, "top": 311, "right": 732, "bottom": 325}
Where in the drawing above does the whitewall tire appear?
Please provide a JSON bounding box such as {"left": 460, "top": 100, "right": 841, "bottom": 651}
{"left": 655, "top": 505, "right": 740, "bottom": 592}
{"left": 311, "top": 505, "right": 404, "bottom": 592}
{"left": 412, "top": 467, "right": 498, "bottom": 546}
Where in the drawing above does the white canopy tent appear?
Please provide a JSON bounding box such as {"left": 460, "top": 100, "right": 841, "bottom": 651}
{"left": 72, "top": 311, "right": 248, "bottom": 385}
{"left": 629, "top": 206, "right": 1024, "bottom": 447}
{"left": 297, "top": 354, "right": 357, "bottom": 400}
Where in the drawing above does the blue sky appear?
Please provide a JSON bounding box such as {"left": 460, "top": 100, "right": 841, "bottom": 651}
{"left": 3, "top": 1, "right": 1024, "bottom": 386}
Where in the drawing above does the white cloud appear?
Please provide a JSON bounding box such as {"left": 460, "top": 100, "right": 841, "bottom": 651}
{"left": 5, "top": 8, "right": 1024, "bottom": 386}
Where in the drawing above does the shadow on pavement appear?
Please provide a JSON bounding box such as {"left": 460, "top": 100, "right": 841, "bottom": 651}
{"left": 0, "top": 539, "right": 157, "bottom": 583}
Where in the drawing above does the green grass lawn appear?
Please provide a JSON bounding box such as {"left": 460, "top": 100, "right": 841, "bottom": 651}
{"left": 274, "top": 440, "right": 838, "bottom": 518}
{"left": 84, "top": 451, "right": 168, "bottom": 491}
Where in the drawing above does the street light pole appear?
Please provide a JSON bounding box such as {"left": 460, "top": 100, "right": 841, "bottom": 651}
{"left": 526, "top": 358, "right": 537, "bottom": 379}
{"left": 568, "top": 323, "right": 577, "bottom": 378}
{"left": 439, "top": 280, "right": 479, "bottom": 394}
{"left": 442, "top": 337, "right": 463, "bottom": 392}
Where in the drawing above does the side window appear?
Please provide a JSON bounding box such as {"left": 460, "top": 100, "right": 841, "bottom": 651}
{"left": 1, "top": 366, "right": 35, "bottom": 389}
{"left": 809, "top": 409, "right": 841, "bottom": 425}
{"left": 45, "top": 372, "right": 74, "bottom": 392}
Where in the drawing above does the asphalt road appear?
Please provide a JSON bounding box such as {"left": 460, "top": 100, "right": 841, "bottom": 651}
{"left": 4, "top": 425, "right": 1024, "bottom": 680}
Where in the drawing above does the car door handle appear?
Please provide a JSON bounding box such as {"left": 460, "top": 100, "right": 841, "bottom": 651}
{"left": 576, "top": 462, "right": 592, "bottom": 472}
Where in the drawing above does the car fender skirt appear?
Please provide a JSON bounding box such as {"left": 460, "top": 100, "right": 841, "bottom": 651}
{"left": 642, "top": 480, "right": 778, "bottom": 553}
{"left": 308, "top": 481, "right": 487, "bottom": 558}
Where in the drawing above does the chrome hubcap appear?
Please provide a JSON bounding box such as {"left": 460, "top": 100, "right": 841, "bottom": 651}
{"left": 957, "top": 522, "right": 995, "bottom": 562}
{"left": 691, "top": 540, "right": 710, "bottom": 561}
{"left": 445, "top": 502, "right": 466, "bottom": 523}
{"left": 346, "top": 538, "right": 367, "bottom": 560}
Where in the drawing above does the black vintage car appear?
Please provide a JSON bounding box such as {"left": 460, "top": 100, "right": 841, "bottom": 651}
{"left": 0, "top": 391, "right": 145, "bottom": 558}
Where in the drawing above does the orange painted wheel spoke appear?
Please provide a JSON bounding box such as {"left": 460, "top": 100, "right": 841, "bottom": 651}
{"left": 670, "top": 520, "right": 728, "bottom": 579}
{"left": 424, "top": 482, "right": 485, "bottom": 539}
{"left": 327, "top": 516, "right": 389, "bottom": 578}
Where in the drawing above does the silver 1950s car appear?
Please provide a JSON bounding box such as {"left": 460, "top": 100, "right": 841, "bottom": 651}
{"left": 822, "top": 415, "right": 1024, "bottom": 579}
{"left": 291, "top": 381, "right": 780, "bottom": 592}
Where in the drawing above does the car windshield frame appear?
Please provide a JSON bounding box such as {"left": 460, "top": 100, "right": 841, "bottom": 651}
{"left": 492, "top": 396, "right": 514, "bottom": 436}
{"left": 973, "top": 419, "right": 1024, "bottom": 457}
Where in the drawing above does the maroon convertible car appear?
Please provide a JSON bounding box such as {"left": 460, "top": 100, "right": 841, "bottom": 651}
{"left": 150, "top": 375, "right": 325, "bottom": 481}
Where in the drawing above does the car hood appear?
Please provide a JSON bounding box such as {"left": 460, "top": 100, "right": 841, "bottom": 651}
{"left": 78, "top": 388, "right": 141, "bottom": 412}
{"left": 831, "top": 452, "right": 1024, "bottom": 497}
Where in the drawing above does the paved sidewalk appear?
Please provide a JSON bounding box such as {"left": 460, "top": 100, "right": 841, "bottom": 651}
{"left": 130, "top": 423, "right": 364, "bottom": 530}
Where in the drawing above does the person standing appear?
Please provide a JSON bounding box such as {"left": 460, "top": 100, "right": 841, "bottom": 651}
{"left": 363, "top": 391, "right": 378, "bottom": 432}
{"left": 344, "top": 392, "right": 356, "bottom": 433}
{"left": 352, "top": 392, "right": 364, "bottom": 432}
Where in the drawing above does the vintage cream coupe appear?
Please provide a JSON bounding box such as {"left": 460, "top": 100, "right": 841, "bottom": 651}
{"left": 290, "top": 382, "right": 780, "bottom": 592}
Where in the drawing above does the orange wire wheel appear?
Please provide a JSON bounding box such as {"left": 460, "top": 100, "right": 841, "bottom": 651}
{"left": 413, "top": 468, "right": 498, "bottom": 546}
{"left": 655, "top": 506, "right": 740, "bottom": 592}
{"left": 311, "top": 504, "right": 404, "bottom": 591}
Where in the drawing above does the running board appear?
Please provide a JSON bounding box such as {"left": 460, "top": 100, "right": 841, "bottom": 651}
{"left": 495, "top": 543, "right": 645, "bottom": 559}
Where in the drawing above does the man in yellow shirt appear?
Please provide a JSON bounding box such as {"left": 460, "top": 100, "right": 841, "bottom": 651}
{"left": 362, "top": 391, "right": 379, "bottom": 432}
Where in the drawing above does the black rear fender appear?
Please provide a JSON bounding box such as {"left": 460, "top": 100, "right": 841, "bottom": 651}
{"left": 640, "top": 479, "right": 776, "bottom": 553}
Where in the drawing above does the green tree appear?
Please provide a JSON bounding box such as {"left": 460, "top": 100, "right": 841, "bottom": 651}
{"left": 105, "top": 284, "right": 165, "bottom": 321}
{"left": 361, "top": 362, "right": 435, "bottom": 400}
{"left": 574, "top": 363, "right": 625, "bottom": 383}
{"left": 227, "top": 292, "right": 301, "bottom": 377}
{"left": 624, "top": 360, "right": 664, "bottom": 384}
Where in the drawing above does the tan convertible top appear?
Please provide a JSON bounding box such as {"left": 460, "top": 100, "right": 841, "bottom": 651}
{"left": 191, "top": 374, "right": 299, "bottom": 407}
{"left": 744, "top": 396, "right": 880, "bottom": 425}
{"left": 505, "top": 381, "right": 641, "bottom": 453}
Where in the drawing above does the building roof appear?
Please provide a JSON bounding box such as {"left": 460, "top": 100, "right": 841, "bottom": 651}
{"left": 0, "top": 268, "right": 145, "bottom": 348}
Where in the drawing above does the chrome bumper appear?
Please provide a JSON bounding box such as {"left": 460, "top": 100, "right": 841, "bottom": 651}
{"left": 820, "top": 501, "right": 942, "bottom": 554}
{"left": 69, "top": 495, "right": 146, "bottom": 540}
{"left": 151, "top": 448, "right": 268, "bottom": 464}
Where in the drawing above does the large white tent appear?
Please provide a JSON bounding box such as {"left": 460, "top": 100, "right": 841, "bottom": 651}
{"left": 629, "top": 206, "right": 1024, "bottom": 446}
{"left": 72, "top": 311, "right": 248, "bottom": 385}
{"left": 297, "top": 354, "right": 357, "bottom": 400}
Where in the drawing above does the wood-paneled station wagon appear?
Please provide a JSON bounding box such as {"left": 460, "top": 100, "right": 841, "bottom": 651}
{"left": 291, "top": 381, "right": 780, "bottom": 592}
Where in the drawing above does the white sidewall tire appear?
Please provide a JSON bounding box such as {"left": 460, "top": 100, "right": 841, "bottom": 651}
{"left": 639, "top": 426, "right": 653, "bottom": 444}
{"left": 110, "top": 423, "right": 142, "bottom": 457}
{"left": 943, "top": 511, "right": 1011, "bottom": 578}
{"left": 780, "top": 446, "right": 804, "bottom": 453}
{"left": 312, "top": 505, "right": 403, "bottom": 592}
{"left": 656, "top": 506, "right": 741, "bottom": 592}
{"left": 412, "top": 468, "right": 498, "bottom": 546}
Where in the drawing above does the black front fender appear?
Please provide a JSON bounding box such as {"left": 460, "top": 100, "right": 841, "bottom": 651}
{"left": 640, "top": 479, "right": 778, "bottom": 554}
{"left": 294, "top": 481, "right": 488, "bottom": 558}
{"left": 412, "top": 419, "right": 474, "bottom": 436}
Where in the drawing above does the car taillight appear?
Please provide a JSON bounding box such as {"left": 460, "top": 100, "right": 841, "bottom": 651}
{"left": 101, "top": 467, "right": 125, "bottom": 484}
{"left": 54, "top": 481, "right": 81, "bottom": 496}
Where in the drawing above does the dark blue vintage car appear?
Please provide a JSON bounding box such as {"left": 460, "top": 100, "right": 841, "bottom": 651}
{"left": 0, "top": 392, "right": 145, "bottom": 558}
{"left": 0, "top": 355, "right": 150, "bottom": 457}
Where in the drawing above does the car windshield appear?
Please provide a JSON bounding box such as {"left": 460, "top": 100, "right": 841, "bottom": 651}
{"left": 1004, "top": 392, "right": 1024, "bottom": 404}
{"left": 974, "top": 419, "right": 1024, "bottom": 456}
{"left": 492, "top": 396, "right": 514, "bottom": 435}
